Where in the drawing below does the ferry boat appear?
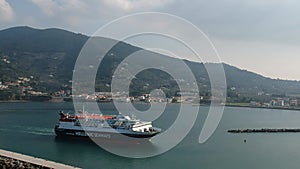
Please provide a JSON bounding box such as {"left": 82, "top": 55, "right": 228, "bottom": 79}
{"left": 54, "top": 109, "right": 161, "bottom": 141}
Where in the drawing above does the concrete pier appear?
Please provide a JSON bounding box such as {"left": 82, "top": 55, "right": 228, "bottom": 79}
{"left": 0, "top": 149, "right": 81, "bottom": 169}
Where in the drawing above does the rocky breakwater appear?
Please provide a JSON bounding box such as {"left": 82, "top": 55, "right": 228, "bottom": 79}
{"left": 0, "top": 149, "right": 80, "bottom": 169}
{"left": 228, "top": 128, "right": 300, "bottom": 133}
{"left": 0, "top": 155, "right": 48, "bottom": 169}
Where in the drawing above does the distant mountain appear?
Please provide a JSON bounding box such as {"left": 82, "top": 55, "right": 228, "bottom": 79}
{"left": 1, "top": 26, "right": 300, "bottom": 100}
{"left": 0, "top": 26, "right": 87, "bottom": 91}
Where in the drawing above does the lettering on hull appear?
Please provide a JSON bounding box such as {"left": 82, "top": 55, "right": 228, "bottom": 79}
{"left": 86, "top": 132, "right": 111, "bottom": 139}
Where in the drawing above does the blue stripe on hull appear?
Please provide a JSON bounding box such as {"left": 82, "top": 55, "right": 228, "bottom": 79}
{"left": 55, "top": 127, "right": 159, "bottom": 141}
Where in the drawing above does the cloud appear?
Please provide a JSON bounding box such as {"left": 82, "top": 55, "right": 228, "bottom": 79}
{"left": 30, "top": 0, "right": 56, "bottom": 16}
{"left": 0, "top": 0, "right": 14, "bottom": 22}
{"left": 213, "top": 38, "right": 300, "bottom": 80}
{"left": 103, "top": 0, "right": 174, "bottom": 11}
{"left": 30, "top": 0, "right": 87, "bottom": 16}
{"left": 27, "top": 0, "right": 175, "bottom": 34}
{"left": 163, "top": 0, "right": 300, "bottom": 45}
{"left": 29, "top": 0, "right": 89, "bottom": 28}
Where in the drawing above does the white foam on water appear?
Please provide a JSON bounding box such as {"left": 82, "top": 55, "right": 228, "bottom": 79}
{"left": 1, "top": 126, "right": 55, "bottom": 136}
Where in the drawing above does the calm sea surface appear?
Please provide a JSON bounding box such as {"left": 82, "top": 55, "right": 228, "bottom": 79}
{"left": 1, "top": 102, "right": 300, "bottom": 169}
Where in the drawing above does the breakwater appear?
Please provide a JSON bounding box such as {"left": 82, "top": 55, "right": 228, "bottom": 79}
{"left": 228, "top": 128, "right": 300, "bottom": 133}
{"left": 0, "top": 155, "right": 45, "bottom": 169}
{"left": 0, "top": 149, "right": 80, "bottom": 169}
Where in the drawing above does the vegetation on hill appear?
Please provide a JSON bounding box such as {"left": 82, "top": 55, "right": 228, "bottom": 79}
{"left": 1, "top": 26, "right": 300, "bottom": 102}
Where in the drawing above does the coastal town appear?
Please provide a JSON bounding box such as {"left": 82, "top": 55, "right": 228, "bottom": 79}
{"left": 0, "top": 76, "right": 200, "bottom": 103}
{"left": 1, "top": 76, "right": 300, "bottom": 111}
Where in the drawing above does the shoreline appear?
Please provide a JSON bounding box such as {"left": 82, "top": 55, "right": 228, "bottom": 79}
{"left": 0, "top": 149, "right": 80, "bottom": 169}
{"left": 1, "top": 100, "right": 300, "bottom": 112}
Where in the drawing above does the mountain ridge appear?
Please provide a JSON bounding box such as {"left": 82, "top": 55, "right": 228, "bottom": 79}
{"left": 0, "top": 26, "right": 300, "bottom": 101}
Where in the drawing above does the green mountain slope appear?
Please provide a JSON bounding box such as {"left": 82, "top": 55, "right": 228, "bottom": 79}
{"left": 0, "top": 26, "right": 300, "bottom": 100}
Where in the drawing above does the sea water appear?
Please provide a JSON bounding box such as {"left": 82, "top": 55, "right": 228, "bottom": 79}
{"left": 0, "top": 102, "right": 300, "bottom": 169}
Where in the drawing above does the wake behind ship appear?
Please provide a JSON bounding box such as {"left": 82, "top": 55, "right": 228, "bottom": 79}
{"left": 54, "top": 109, "right": 161, "bottom": 142}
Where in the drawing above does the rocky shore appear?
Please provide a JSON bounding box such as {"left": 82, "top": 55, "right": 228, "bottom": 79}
{"left": 0, "top": 155, "right": 49, "bottom": 169}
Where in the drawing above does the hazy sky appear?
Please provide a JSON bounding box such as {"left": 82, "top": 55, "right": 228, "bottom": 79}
{"left": 1, "top": 0, "right": 300, "bottom": 80}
